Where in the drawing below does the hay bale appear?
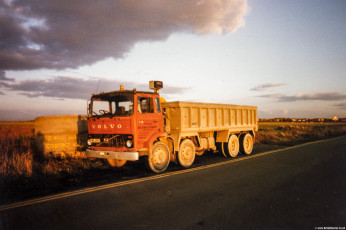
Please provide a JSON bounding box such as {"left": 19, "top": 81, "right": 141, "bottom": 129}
{"left": 35, "top": 115, "right": 88, "bottom": 157}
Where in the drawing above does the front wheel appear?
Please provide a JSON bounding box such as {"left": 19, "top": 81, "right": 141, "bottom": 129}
{"left": 147, "top": 141, "right": 170, "bottom": 173}
{"left": 178, "top": 139, "right": 195, "bottom": 168}
{"left": 107, "top": 159, "right": 127, "bottom": 167}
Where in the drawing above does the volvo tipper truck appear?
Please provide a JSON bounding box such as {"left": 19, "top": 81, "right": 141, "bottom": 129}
{"left": 86, "top": 81, "right": 258, "bottom": 173}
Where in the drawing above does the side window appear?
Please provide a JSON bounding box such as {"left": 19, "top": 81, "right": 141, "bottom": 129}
{"left": 137, "top": 97, "right": 154, "bottom": 113}
{"left": 111, "top": 101, "right": 116, "bottom": 114}
{"left": 156, "top": 98, "right": 161, "bottom": 113}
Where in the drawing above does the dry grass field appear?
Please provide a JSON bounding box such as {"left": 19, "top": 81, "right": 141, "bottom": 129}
{"left": 1, "top": 121, "right": 345, "bottom": 179}
{"left": 0, "top": 120, "right": 345, "bottom": 203}
{"left": 0, "top": 121, "right": 106, "bottom": 177}
{"left": 0, "top": 122, "right": 35, "bottom": 178}
{"left": 257, "top": 122, "right": 346, "bottom": 145}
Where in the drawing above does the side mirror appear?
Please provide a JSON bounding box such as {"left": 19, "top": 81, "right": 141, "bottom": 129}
{"left": 87, "top": 100, "right": 92, "bottom": 116}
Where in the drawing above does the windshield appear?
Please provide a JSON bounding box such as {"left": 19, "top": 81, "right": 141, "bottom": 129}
{"left": 90, "top": 94, "right": 133, "bottom": 117}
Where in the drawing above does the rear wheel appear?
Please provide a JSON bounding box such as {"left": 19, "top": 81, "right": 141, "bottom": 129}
{"left": 147, "top": 141, "right": 170, "bottom": 173}
{"left": 240, "top": 133, "right": 254, "bottom": 155}
{"left": 217, "top": 142, "right": 227, "bottom": 157}
{"left": 221, "top": 142, "right": 228, "bottom": 157}
{"left": 227, "top": 134, "right": 239, "bottom": 158}
{"left": 107, "top": 159, "right": 127, "bottom": 167}
{"left": 178, "top": 139, "right": 195, "bottom": 168}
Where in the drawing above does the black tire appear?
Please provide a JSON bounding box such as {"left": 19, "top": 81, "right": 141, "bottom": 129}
{"left": 240, "top": 133, "right": 254, "bottom": 155}
{"left": 107, "top": 159, "right": 127, "bottom": 167}
{"left": 146, "top": 141, "right": 170, "bottom": 173}
{"left": 216, "top": 142, "right": 227, "bottom": 157}
{"left": 220, "top": 142, "right": 228, "bottom": 157}
{"left": 178, "top": 139, "right": 196, "bottom": 168}
{"left": 227, "top": 134, "right": 239, "bottom": 158}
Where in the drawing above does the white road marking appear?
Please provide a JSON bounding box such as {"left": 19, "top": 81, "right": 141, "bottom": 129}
{"left": 0, "top": 136, "right": 343, "bottom": 212}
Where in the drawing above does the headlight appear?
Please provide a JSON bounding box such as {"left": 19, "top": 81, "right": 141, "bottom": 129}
{"left": 126, "top": 140, "right": 133, "bottom": 148}
{"left": 88, "top": 138, "right": 100, "bottom": 145}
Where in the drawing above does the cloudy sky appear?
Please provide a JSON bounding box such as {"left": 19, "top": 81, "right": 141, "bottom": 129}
{"left": 0, "top": 0, "right": 345, "bottom": 120}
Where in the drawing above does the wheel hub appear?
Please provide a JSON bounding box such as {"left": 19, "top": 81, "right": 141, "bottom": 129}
{"left": 154, "top": 147, "right": 166, "bottom": 165}
{"left": 182, "top": 147, "right": 192, "bottom": 160}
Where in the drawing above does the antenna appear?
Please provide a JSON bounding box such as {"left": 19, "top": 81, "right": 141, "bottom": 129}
{"left": 95, "top": 80, "right": 100, "bottom": 94}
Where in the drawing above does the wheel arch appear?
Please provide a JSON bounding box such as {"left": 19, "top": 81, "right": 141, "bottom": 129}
{"left": 249, "top": 129, "right": 256, "bottom": 137}
{"left": 147, "top": 132, "right": 168, "bottom": 151}
{"left": 171, "top": 132, "right": 200, "bottom": 152}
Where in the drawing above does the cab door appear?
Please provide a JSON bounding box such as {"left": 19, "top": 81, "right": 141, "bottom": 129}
{"left": 135, "top": 94, "right": 163, "bottom": 148}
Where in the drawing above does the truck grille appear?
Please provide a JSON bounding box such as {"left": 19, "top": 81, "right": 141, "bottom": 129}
{"left": 89, "top": 134, "right": 130, "bottom": 148}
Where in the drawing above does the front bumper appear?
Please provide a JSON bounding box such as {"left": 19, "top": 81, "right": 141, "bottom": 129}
{"left": 86, "top": 149, "right": 139, "bottom": 161}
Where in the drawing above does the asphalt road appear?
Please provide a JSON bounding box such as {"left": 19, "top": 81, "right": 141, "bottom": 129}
{"left": 1, "top": 136, "right": 345, "bottom": 230}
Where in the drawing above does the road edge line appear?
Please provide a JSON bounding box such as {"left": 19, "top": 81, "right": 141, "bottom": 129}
{"left": 0, "top": 135, "right": 344, "bottom": 212}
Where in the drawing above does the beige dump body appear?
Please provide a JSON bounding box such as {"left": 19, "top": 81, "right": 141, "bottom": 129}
{"left": 162, "top": 101, "right": 258, "bottom": 135}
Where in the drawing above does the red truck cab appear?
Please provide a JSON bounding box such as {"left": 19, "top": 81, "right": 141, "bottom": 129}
{"left": 86, "top": 81, "right": 165, "bottom": 168}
